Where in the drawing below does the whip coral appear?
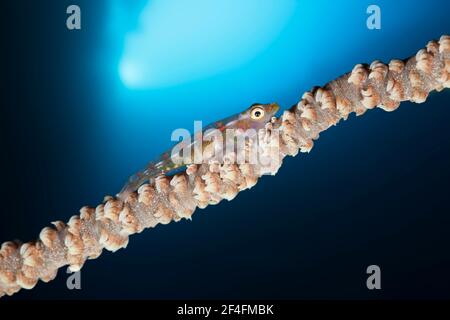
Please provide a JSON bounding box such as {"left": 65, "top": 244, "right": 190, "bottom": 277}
{"left": 1, "top": 35, "right": 449, "bottom": 298}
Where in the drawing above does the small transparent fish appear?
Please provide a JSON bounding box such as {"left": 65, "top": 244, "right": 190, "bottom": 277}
{"left": 118, "top": 102, "right": 279, "bottom": 199}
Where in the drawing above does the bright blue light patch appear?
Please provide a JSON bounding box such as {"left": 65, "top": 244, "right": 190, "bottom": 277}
{"left": 119, "top": 59, "right": 144, "bottom": 87}
{"left": 119, "top": 0, "right": 296, "bottom": 88}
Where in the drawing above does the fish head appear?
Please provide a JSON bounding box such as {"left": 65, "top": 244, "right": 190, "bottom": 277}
{"left": 240, "top": 102, "right": 280, "bottom": 129}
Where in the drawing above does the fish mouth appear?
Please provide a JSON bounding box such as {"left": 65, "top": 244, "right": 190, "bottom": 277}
{"left": 270, "top": 102, "right": 280, "bottom": 114}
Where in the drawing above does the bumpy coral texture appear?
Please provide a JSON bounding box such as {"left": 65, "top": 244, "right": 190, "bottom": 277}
{"left": 1, "top": 35, "right": 449, "bottom": 298}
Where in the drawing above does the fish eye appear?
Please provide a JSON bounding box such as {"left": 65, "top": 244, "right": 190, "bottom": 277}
{"left": 250, "top": 106, "right": 265, "bottom": 120}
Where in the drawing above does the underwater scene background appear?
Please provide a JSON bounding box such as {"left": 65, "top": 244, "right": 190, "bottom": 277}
{"left": 2, "top": 0, "right": 450, "bottom": 298}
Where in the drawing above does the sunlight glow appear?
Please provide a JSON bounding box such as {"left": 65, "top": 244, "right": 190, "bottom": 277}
{"left": 117, "top": 0, "right": 296, "bottom": 88}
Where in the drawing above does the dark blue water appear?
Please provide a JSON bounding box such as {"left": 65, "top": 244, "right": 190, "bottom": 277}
{"left": 2, "top": 0, "right": 450, "bottom": 299}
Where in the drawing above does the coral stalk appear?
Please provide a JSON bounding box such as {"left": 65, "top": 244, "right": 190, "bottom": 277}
{"left": 1, "top": 35, "right": 449, "bottom": 298}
